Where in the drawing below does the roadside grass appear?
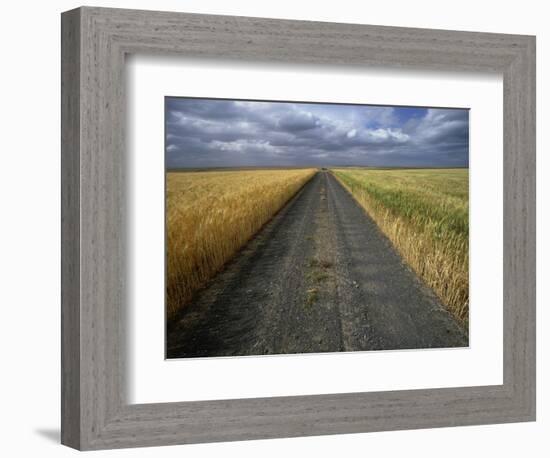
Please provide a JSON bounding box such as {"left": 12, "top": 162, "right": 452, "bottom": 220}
{"left": 166, "top": 168, "right": 316, "bottom": 321}
{"left": 332, "top": 168, "right": 469, "bottom": 325}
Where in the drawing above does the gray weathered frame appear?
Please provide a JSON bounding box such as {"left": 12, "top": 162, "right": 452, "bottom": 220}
{"left": 61, "top": 6, "right": 536, "bottom": 450}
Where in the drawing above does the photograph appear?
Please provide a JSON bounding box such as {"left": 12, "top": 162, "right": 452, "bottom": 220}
{"left": 165, "top": 97, "right": 470, "bottom": 358}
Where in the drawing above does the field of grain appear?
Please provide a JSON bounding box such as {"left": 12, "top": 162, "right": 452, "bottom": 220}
{"left": 332, "top": 168, "right": 469, "bottom": 325}
{"left": 166, "top": 168, "right": 316, "bottom": 321}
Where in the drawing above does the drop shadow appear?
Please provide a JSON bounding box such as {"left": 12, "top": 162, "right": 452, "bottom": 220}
{"left": 35, "top": 428, "right": 60, "bottom": 443}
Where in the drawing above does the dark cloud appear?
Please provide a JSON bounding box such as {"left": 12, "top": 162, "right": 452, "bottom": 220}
{"left": 277, "top": 111, "right": 321, "bottom": 132}
{"left": 165, "top": 98, "right": 469, "bottom": 168}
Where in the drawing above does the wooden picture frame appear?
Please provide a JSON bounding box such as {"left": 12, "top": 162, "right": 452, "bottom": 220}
{"left": 61, "top": 6, "right": 536, "bottom": 450}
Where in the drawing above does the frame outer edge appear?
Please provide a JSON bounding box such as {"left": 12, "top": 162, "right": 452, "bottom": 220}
{"left": 521, "top": 35, "right": 536, "bottom": 420}
{"left": 61, "top": 7, "right": 82, "bottom": 450}
{"left": 528, "top": 35, "right": 536, "bottom": 421}
{"left": 502, "top": 35, "right": 536, "bottom": 421}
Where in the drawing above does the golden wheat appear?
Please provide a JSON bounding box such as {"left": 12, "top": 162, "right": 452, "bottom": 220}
{"left": 333, "top": 168, "right": 469, "bottom": 325}
{"left": 166, "top": 168, "right": 316, "bottom": 320}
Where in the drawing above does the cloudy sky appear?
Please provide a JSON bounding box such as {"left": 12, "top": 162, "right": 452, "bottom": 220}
{"left": 165, "top": 97, "right": 469, "bottom": 169}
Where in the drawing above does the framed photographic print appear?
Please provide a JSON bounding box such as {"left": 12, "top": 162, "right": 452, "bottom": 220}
{"left": 61, "top": 6, "right": 536, "bottom": 450}
{"left": 164, "top": 98, "right": 470, "bottom": 359}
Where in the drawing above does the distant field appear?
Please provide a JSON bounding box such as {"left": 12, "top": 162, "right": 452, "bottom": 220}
{"left": 166, "top": 168, "right": 316, "bottom": 320}
{"left": 332, "top": 168, "right": 469, "bottom": 324}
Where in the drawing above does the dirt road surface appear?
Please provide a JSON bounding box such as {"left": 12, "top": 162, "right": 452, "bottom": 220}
{"left": 167, "top": 171, "right": 468, "bottom": 358}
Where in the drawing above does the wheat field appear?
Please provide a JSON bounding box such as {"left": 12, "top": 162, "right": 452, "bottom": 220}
{"left": 166, "top": 168, "right": 316, "bottom": 321}
{"left": 332, "top": 168, "right": 469, "bottom": 325}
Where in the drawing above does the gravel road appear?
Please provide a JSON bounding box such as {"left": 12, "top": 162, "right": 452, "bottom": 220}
{"left": 167, "top": 171, "right": 468, "bottom": 358}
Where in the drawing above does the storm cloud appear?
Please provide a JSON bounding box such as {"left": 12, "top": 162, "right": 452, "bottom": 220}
{"left": 165, "top": 98, "right": 469, "bottom": 168}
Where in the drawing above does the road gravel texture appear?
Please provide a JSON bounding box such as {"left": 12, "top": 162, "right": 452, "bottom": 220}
{"left": 167, "top": 171, "right": 468, "bottom": 358}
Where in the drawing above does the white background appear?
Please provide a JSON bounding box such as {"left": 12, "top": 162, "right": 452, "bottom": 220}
{"left": 129, "top": 58, "right": 503, "bottom": 403}
{"left": 0, "top": 0, "right": 547, "bottom": 457}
